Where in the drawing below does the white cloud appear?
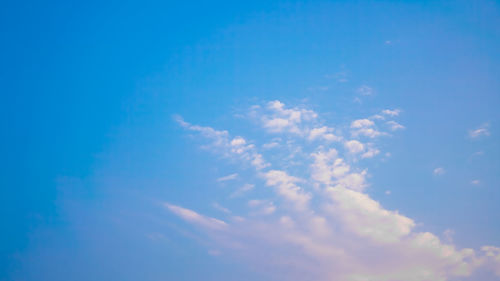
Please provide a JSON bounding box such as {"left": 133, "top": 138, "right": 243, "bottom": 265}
{"left": 174, "top": 115, "right": 229, "bottom": 147}
{"left": 310, "top": 149, "right": 367, "bottom": 191}
{"left": 251, "top": 153, "right": 270, "bottom": 170}
{"left": 337, "top": 170, "right": 368, "bottom": 192}
{"left": 230, "top": 137, "right": 246, "bottom": 146}
{"left": 263, "top": 170, "right": 311, "bottom": 211}
{"left": 469, "top": 123, "right": 490, "bottom": 139}
{"left": 352, "top": 127, "right": 384, "bottom": 138}
{"left": 382, "top": 109, "right": 401, "bottom": 116}
{"left": 481, "top": 246, "right": 500, "bottom": 276}
{"left": 361, "top": 147, "right": 380, "bottom": 159}
{"left": 263, "top": 118, "right": 290, "bottom": 132}
{"left": 344, "top": 140, "right": 365, "bottom": 154}
{"left": 173, "top": 101, "right": 499, "bottom": 280}
{"left": 371, "top": 114, "right": 385, "bottom": 120}
{"left": 433, "top": 167, "right": 445, "bottom": 176}
{"left": 309, "top": 126, "right": 341, "bottom": 142}
{"left": 217, "top": 173, "right": 238, "bottom": 182}
{"left": 176, "top": 116, "right": 270, "bottom": 170}
{"left": 325, "top": 186, "right": 415, "bottom": 243}
{"left": 251, "top": 100, "right": 347, "bottom": 146}
{"left": 350, "top": 118, "right": 385, "bottom": 138}
{"left": 310, "top": 149, "right": 346, "bottom": 185}
{"left": 351, "top": 119, "right": 374, "bottom": 129}
{"left": 261, "top": 100, "right": 318, "bottom": 135}
{"left": 164, "top": 203, "right": 227, "bottom": 230}
{"left": 386, "top": 120, "right": 405, "bottom": 131}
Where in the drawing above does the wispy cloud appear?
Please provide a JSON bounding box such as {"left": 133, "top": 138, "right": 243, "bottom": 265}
{"left": 247, "top": 199, "right": 276, "bottom": 215}
{"left": 357, "top": 85, "right": 374, "bottom": 96}
{"left": 469, "top": 123, "right": 490, "bottom": 139}
{"left": 361, "top": 147, "right": 380, "bottom": 159}
{"left": 164, "top": 203, "right": 227, "bottom": 230}
{"left": 386, "top": 120, "right": 405, "bottom": 131}
{"left": 217, "top": 173, "right": 238, "bottom": 182}
{"left": 175, "top": 115, "right": 270, "bottom": 170}
{"left": 471, "top": 179, "right": 481, "bottom": 185}
{"left": 325, "top": 71, "right": 349, "bottom": 83}
{"left": 230, "top": 183, "right": 255, "bottom": 198}
{"left": 472, "top": 151, "right": 484, "bottom": 156}
{"left": 433, "top": 167, "right": 445, "bottom": 176}
{"left": 262, "top": 141, "right": 280, "bottom": 149}
{"left": 212, "top": 202, "right": 231, "bottom": 214}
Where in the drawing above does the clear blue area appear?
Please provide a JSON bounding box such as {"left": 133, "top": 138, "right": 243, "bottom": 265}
{"left": 1, "top": 0, "right": 499, "bottom": 280}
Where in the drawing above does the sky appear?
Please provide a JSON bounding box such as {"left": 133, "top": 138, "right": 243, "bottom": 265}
{"left": 1, "top": 0, "right": 500, "bottom": 280}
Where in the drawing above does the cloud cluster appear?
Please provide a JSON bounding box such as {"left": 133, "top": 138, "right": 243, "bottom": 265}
{"left": 170, "top": 101, "right": 499, "bottom": 281}
{"left": 175, "top": 115, "right": 270, "bottom": 170}
{"left": 252, "top": 101, "right": 341, "bottom": 142}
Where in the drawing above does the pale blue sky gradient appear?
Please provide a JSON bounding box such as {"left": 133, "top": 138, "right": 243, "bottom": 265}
{"left": 2, "top": 1, "right": 500, "bottom": 280}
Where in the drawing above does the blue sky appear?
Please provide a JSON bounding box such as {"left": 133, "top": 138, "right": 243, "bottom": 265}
{"left": 2, "top": 0, "right": 500, "bottom": 280}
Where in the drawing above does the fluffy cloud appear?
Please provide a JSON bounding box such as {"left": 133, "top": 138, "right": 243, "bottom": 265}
{"left": 261, "top": 100, "right": 318, "bottom": 135}
{"left": 171, "top": 101, "right": 499, "bottom": 280}
{"left": 263, "top": 170, "right": 311, "bottom": 211}
{"left": 252, "top": 101, "right": 344, "bottom": 145}
{"left": 351, "top": 119, "right": 375, "bottom": 129}
{"left": 324, "top": 186, "right": 415, "bottom": 243}
{"left": 310, "top": 148, "right": 369, "bottom": 192}
{"left": 344, "top": 140, "right": 365, "bottom": 154}
{"left": 308, "top": 126, "right": 341, "bottom": 142}
{"left": 382, "top": 109, "right": 401, "bottom": 116}
{"left": 352, "top": 127, "right": 384, "bottom": 138}
{"left": 350, "top": 118, "right": 385, "bottom": 138}
{"left": 481, "top": 246, "right": 500, "bottom": 276}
